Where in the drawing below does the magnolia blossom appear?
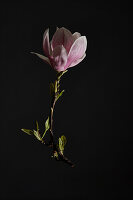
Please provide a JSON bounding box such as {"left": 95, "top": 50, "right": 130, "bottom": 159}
{"left": 32, "top": 27, "right": 87, "bottom": 72}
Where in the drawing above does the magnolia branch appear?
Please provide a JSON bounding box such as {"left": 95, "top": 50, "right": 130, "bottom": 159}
{"left": 40, "top": 72, "right": 75, "bottom": 167}
{"left": 48, "top": 72, "right": 75, "bottom": 167}
{"left": 21, "top": 71, "right": 75, "bottom": 167}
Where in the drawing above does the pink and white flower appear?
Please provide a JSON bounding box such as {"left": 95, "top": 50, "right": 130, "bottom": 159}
{"left": 32, "top": 27, "right": 87, "bottom": 72}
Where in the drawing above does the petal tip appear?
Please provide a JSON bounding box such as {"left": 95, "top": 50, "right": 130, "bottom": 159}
{"left": 43, "top": 28, "right": 50, "bottom": 56}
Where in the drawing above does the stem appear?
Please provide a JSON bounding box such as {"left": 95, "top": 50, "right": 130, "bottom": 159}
{"left": 49, "top": 98, "right": 56, "bottom": 145}
{"left": 44, "top": 71, "right": 75, "bottom": 167}
{"left": 49, "top": 73, "right": 58, "bottom": 146}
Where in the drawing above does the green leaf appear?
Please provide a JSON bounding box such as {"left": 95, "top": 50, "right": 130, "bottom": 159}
{"left": 59, "top": 138, "right": 63, "bottom": 153}
{"left": 50, "top": 82, "right": 55, "bottom": 96}
{"left": 58, "top": 135, "right": 67, "bottom": 155}
{"left": 54, "top": 80, "right": 58, "bottom": 93}
{"left": 42, "top": 117, "right": 50, "bottom": 139}
{"left": 56, "top": 90, "right": 65, "bottom": 101}
{"left": 61, "top": 135, "right": 67, "bottom": 146}
{"left": 45, "top": 117, "right": 50, "bottom": 131}
{"left": 21, "top": 129, "right": 34, "bottom": 135}
{"left": 33, "top": 130, "right": 42, "bottom": 141}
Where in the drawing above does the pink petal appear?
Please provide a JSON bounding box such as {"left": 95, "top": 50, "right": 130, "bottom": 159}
{"left": 67, "top": 36, "right": 87, "bottom": 65}
{"left": 67, "top": 53, "right": 86, "bottom": 68}
{"left": 73, "top": 32, "right": 81, "bottom": 41}
{"left": 31, "top": 52, "right": 51, "bottom": 65}
{"left": 51, "top": 27, "right": 74, "bottom": 53}
{"left": 43, "top": 28, "right": 50, "bottom": 56}
{"left": 51, "top": 45, "right": 68, "bottom": 72}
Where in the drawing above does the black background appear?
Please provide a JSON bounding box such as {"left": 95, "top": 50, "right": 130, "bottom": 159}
{"left": 0, "top": 1, "right": 131, "bottom": 200}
